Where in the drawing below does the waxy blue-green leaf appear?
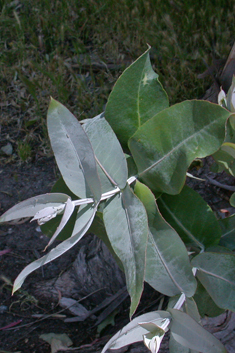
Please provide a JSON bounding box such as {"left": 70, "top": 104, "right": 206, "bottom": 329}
{"left": 103, "top": 184, "right": 148, "bottom": 317}
{"left": 169, "top": 334, "right": 199, "bottom": 353}
{"left": 158, "top": 185, "right": 221, "bottom": 250}
{"left": 83, "top": 115, "right": 128, "bottom": 191}
{"left": 193, "top": 281, "right": 225, "bottom": 318}
{"left": 192, "top": 252, "right": 235, "bottom": 312}
{"left": 105, "top": 47, "right": 169, "bottom": 148}
{"left": 0, "top": 193, "right": 69, "bottom": 223}
{"left": 219, "top": 214, "right": 235, "bottom": 250}
{"left": 101, "top": 311, "right": 171, "bottom": 353}
{"left": 13, "top": 204, "right": 97, "bottom": 293}
{"left": 134, "top": 181, "right": 197, "bottom": 297}
{"left": 47, "top": 98, "right": 101, "bottom": 200}
{"left": 168, "top": 308, "right": 227, "bottom": 353}
{"left": 129, "top": 100, "right": 230, "bottom": 194}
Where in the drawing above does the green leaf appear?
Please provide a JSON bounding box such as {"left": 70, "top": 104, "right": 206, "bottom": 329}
{"left": 101, "top": 311, "right": 171, "bottom": 353}
{"left": 44, "top": 198, "right": 75, "bottom": 249}
{"left": 105, "top": 47, "right": 169, "bottom": 149}
{"left": 134, "top": 181, "right": 197, "bottom": 297}
{"left": 83, "top": 115, "right": 128, "bottom": 191}
{"left": 168, "top": 308, "right": 227, "bottom": 353}
{"left": 230, "top": 193, "right": 235, "bottom": 207}
{"left": 169, "top": 334, "right": 199, "bottom": 353}
{"left": 192, "top": 252, "right": 235, "bottom": 311}
{"left": 0, "top": 193, "right": 69, "bottom": 223}
{"left": 212, "top": 148, "right": 235, "bottom": 176}
{"left": 219, "top": 214, "right": 235, "bottom": 250}
{"left": 51, "top": 177, "right": 78, "bottom": 200}
{"left": 129, "top": 100, "right": 230, "bottom": 194}
{"left": 47, "top": 98, "right": 101, "bottom": 200}
{"left": 193, "top": 281, "right": 225, "bottom": 318}
{"left": 13, "top": 204, "right": 97, "bottom": 293}
{"left": 103, "top": 184, "right": 148, "bottom": 317}
{"left": 158, "top": 185, "right": 221, "bottom": 250}
{"left": 40, "top": 209, "right": 77, "bottom": 242}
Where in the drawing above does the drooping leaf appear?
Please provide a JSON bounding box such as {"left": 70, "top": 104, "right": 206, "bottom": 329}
{"left": 168, "top": 308, "right": 227, "bottom": 353}
{"left": 83, "top": 115, "right": 128, "bottom": 191}
{"left": 13, "top": 204, "right": 97, "bottom": 293}
{"left": 44, "top": 198, "right": 75, "bottom": 249}
{"left": 129, "top": 100, "right": 230, "bottom": 194}
{"left": 40, "top": 333, "right": 73, "bottom": 353}
{"left": 193, "top": 281, "right": 225, "bottom": 318}
{"left": 0, "top": 193, "right": 69, "bottom": 223}
{"left": 105, "top": 47, "right": 169, "bottom": 149}
{"left": 192, "top": 252, "right": 235, "bottom": 312}
{"left": 158, "top": 185, "right": 221, "bottom": 250}
{"left": 101, "top": 311, "right": 171, "bottom": 353}
{"left": 134, "top": 181, "right": 197, "bottom": 297}
{"left": 219, "top": 214, "right": 235, "bottom": 250}
{"left": 47, "top": 98, "right": 101, "bottom": 200}
{"left": 103, "top": 184, "right": 148, "bottom": 317}
{"left": 40, "top": 209, "right": 77, "bottom": 241}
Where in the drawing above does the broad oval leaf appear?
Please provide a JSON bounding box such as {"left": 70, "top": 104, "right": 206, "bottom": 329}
{"left": 47, "top": 98, "right": 101, "bottom": 200}
{"left": 219, "top": 214, "right": 235, "bottom": 250}
{"left": 134, "top": 181, "right": 197, "bottom": 297}
{"left": 192, "top": 252, "right": 235, "bottom": 312}
{"left": 83, "top": 115, "right": 128, "bottom": 191}
{"left": 105, "top": 47, "right": 169, "bottom": 149}
{"left": 13, "top": 204, "right": 97, "bottom": 293}
{"left": 168, "top": 308, "right": 227, "bottom": 353}
{"left": 101, "top": 311, "right": 171, "bottom": 353}
{"left": 103, "top": 184, "right": 148, "bottom": 317}
{"left": 158, "top": 185, "right": 222, "bottom": 250}
{"left": 0, "top": 193, "right": 69, "bottom": 223}
{"left": 193, "top": 281, "right": 225, "bottom": 318}
{"left": 129, "top": 100, "right": 230, "bottom": 194}
{"left": 169, "top": 334, "right": 199, "bottom": 353}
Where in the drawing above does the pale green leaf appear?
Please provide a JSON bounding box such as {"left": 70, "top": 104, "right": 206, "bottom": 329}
{"left": 129, "top": 100, "right": 230, "bottom": 194}
{"left": 168, "top": 308, "right": 226, "bottom": 353}
{"left": 13, "top": 204, "right": 97, "bottom": 293}
{"left": 134, "top": 181, "right": 197, "bottom": 297}
{"left": 192, "top": 252, "right": 235, "bottom": 312}
{"left": 105, "top": 47, "right": 169, "bottom": 148}
{"left": 47, "top": 98, "right": 101, "bottom": 200}
{"left": 158, "top": 185, "right": 221, "bottom": 250}
{"left": 0, "top": 193, "right": 69, "bottom": 223}
{"left": 83, "top": 115, "right": 128, "bottom": 191}
{"left": 103, "top": 184, "right": 148, "bottom": 317}
{"left": 101, "top": 311, "right": 171, "bottom": 353}
{"left": 170, "top": 334, "right": 199, "bottom": 353}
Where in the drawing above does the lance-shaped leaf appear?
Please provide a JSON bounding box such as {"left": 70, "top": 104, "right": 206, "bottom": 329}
{"left": 134, "top": 181, "right": 197, "bottom": 297}
{"left": 129, "top": 100, "right": 230, "bottom": 195}
{"left": 103, "top": 184, "right": 148, "bottom": 317}
{"left": 13, "top": 204, "right": 97, "bottom": 293}
{"left": 168, "top": 309, "right": 226, "bottom": 353}
{"left": 47, "top": 98, "right": 101, "bottom": 201}
{"left": 192, "top": 252, "right": 235, "bottom": 312}
{"left": 101, "top": 311, "right": 171, "bottom": 353}
{"left": 158, "top": 185, "right": 221, "bottom": 250}
{"left": 44, "top": 198, "right": 75, "bottom": 250}
{"left": 83, "top": 115, "right": 128, "bottom": 191}
{"left": 0, "top": 193, "right": 69, "bottom": 223}
{"left": 105, "top": 47, "right": 169, "bottom": 148}
{"left": 219, "top": 214, "right": 235, "bottom": 250}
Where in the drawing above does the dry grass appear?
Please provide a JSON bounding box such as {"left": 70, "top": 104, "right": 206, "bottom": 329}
{"left": 1, "top": 0, "right": 235, "bottom": 162}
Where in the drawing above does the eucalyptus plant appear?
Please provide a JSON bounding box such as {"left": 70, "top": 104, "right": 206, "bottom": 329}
{"left": 1, "top": 47, "right": 234, "bottom": 353}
